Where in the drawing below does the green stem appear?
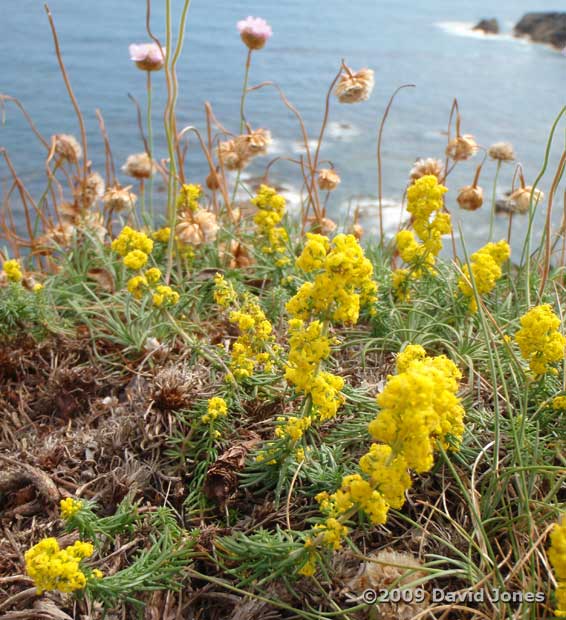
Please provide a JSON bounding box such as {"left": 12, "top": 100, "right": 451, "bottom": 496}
{"left": 488, "top": 160, "right": 501, "bottom": 242}
{"left": 231, "top": 49, "right": 253, "bottom": 205}
{"left": 146, "top": 70, "right": 154, "bottom": 226}
{"left": 520, "top": 106, "right": 566, "bottom": 306}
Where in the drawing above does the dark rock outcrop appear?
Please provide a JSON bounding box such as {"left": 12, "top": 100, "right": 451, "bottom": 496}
{"left": 473, "top": 18, "right": 500, "bottom": 35}
{"left": 514, "top": 12, "right": 566, "bottom": 49}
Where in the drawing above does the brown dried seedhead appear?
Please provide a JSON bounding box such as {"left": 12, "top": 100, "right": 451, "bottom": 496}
{"left": 151, "top": 364, "right": 194, "bottom": 410}
{"left": 344, "top": 549, "right": 429, "bottom": 620}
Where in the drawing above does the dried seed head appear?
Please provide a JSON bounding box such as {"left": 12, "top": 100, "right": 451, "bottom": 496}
{"left": 176, "top": 220, "right": 201, "bottom": 246}
{"left": 206, "top": 168, "right": 221, "bottom": 191}
{"left": 445, "top": 134, "right": 477, "bottom": 161}
{"left": 507, "top": 186, "right": 544, "bottom": 214}
{"left": 488, "top": 142, "right": 515, "bottom": 162}
{"left": 351, "top": 222, "right": 364, "bottom": 240}
{"left": 53, "top": 134, "right": 82, "bottom": 162}
{"left": 103, "top": 185, "right": 137, "bottom": 212}
{"left": 457, "top": 185, "right": 484, "bottom": 211}
{"left": 409, "top": 157, "right": 444, "bottom": 183}
{"left": 246, "top": 128, "right": 272, "bottom": 155}
{"left": 83, "top": 212, "right": 107, "bottom": 242}
{"left": 78, "top": 172, "right": 105, "bottom": 209}
{"left": 36, "top": 222, "right": 76, "bottom": 254}
{"left": 152, "top": 365, "right": 193, "bottom": 410}
{"left": 346, "top": 550, "right": 427, "bottom": 620}
{"left": 122, "top": 152, "right": 156, "bottom": 180}
{"left": 59, "top": 201, "right": 81, "bottom": 225}
{"left": 217, "top": 131, "right": 271, "bottom": 172}
{"left": 221, "top": 240, "right": 253, "bottom": 269}
{"left": 217, "top": 138, "right": 252, "bottom": 171}
{"left": 317, "top": 168, "right": 341, "bottom": 191}
{"left": 176, "top": 209, "right": 219, "bottom": 246}
{"left": 335, "top": 67, "right": 374, "bottom": 104}
{"left": 308, "top": 216, "right": 337, "bottom": 236}
{"left": 193, "top": 210, "right": 219, "bottom": 242}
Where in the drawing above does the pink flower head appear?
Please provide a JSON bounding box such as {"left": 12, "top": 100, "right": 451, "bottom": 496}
{"left": 237, "top": 16, "right": 272, "bottom": 50}
{"left": 129, "top": 43, "right": 166, "bottom": 71}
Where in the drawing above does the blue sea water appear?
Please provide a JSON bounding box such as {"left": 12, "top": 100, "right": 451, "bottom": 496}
{"left": 1, "top": 0, "right": 565, "bottom": 252}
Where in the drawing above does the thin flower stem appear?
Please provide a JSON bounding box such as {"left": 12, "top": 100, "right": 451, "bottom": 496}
{"left": 146, "top": 70, "right": 154, "bottom": 226}
{"left": 377, "top": 84, "right": 415, "bottom": 247}
{"left": 231, "top": 49, "right": 253, "bottom": 205}
{"left": 44, "top": 4, "right": 88, "bottom": 182}
{"left": 488, "top": 160, "right": 502, "bottom": 242}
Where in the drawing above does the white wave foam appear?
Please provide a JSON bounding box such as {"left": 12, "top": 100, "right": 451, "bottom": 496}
{"left": 278, "top": 182, "right": 303, "bottom": 214}
{"left": 435, "top": 21, "right": 527, "bottom": 44}
{"left": 293, "top": 138, "right": 323, "bottom": 155}
{"left": 326, "top": 121, "right": 361, "bottom": 141}
{"left": 267, "top": 136, "right": 286, "bottom": 156}
{"left": 341, "top": 196, "right": 408, "bottom": 235}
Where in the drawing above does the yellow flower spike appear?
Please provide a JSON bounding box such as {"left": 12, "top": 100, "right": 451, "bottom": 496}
{"left": 213, "top": 273, "right": 238, "bottom": 308}
{"left": 60, "top": 498, "right": 83, "bottom": 520}
{"left": 252, "top": 185, "right": 289, "bottom": 262}
{"left": 176, "top": 183, "right": 202, "bottom": 212}
{"left": 145, "top": 267, "right": 162, "bottom": 284}
{"left": 112, "top": 226, "right": 154, "bottom": 257}
{"left": 152, "top": 285, "right": 180, "bottom": 308}
{"left": 127, "top": 275, "right": 148, "bottom": 299}
{"left": 25, "top": 537, "right": 93, "bottom": 594}
{"left": 202, "top": 397, "right": 228, "bottom": 424}
{"left": 549, "top": 517, "right": 566, "bottom": 617}
{"left": 458, "top": 240, "right": 510, "bottom": 313}
{"left": 395, "top": 175, "right": 451, "bottom": 279}
{"left": 123, "top": 249, "right": 149, "bottom": 270}
{"left": 2, "top": 259, "right": 23, "bottom": 283}
{"left": 153, "top": 227, "right": 171, "bottom": 243}
{"left": 515, "top": 305, "right": 565, "bottom": 376}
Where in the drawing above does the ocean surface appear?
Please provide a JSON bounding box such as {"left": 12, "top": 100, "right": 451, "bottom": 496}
{"left": 1, "top": 0, "right": 565, "bottom": 254}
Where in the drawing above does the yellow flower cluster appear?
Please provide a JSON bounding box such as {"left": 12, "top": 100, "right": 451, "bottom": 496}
{"left": 307, "top": 345, "right": 463, "bottom": 555}
{"left": 202, "top": 396, "right": 228, "bottom": 423}
{"left": 458, "top": 240, "right": 510, "bottom": 313}
{"left": 370, "top": 346, "right": 464, "bottom": 471}
{"left": 395, "top": 175, "right": 450, "bottom": 278}
{"left": 25, "top": 537, "right": 94, "bottom": 594}
{"left": 152, "top": 285, "right": 180, "bottom": 307}
{"left": 288, "top": 233, "right": 378, "bottom": 325}
{"left": 2, "top": 259, "right": 23, "bottom": 283}
{"left": 112, "top": 227, "right": 179, "bottom": 307}
{"left": 112, "top": 227, "right": 153, "bottom": 272}
{"left": 214, "top": 275, "right": 278, "bottom": 380}
{"left": 515, "top": 305, "right": 565, "bottom": 376}
{"left": 391, "top": 268, "right": 411, "bottom": 302}
{"left": 153, "top": 227, "right": 171, "bottom": 243}
{"left": 111, "top": 226, "right": 154, "bottom": 269}
{"left": 275, "top": 415, "right": 313, "bottom": 441}
{"left": 549, "top": 517, "right": 566, "bottom": 617}
{"left": 123, "top": 249, "right": 149, "bottom": 270}
{"left": 553, "top": 396, "right": 566, "bottom": 411}
{"left": 60, "top": 498, "right": 83, "bottom": 520}
{"left": 229, "top": 295, "right": 278, "bottom": 379}
{"left": 176, "top": 183, "right": 202, "bottom": 212}
{"left": 213, "top": 273, "right": 238, "bottom": 308}
{"left": 284, "top": 319, "right": 344, "bottom": 423}
{"left": 252, "top": 185, "right": 289, "bottom": 266}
